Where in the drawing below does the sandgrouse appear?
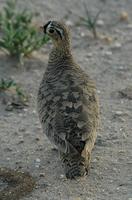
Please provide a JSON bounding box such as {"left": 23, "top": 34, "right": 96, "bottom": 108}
{"left": 37, "top": 21, "right": 99, "bottom": 179}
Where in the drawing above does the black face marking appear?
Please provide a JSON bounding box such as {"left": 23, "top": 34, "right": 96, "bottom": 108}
{"left": 56, "top": 29, "right": 63, "bottom": 40}
{"left": 43, "top": 21, "right": 51, "bottom": 33}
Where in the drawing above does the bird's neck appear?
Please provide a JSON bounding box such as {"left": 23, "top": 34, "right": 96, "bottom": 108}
{"left": 48, "top": 45, "right": 73, "bottom": 67}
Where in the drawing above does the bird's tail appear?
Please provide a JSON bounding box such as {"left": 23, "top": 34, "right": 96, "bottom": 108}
{"left": 62, "top": 154, "right": 88, "bottom": 179}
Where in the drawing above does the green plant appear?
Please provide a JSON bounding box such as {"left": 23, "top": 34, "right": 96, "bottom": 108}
{"left": 0, "top": 78, "right": 16, "bottom": 90}
{"left": 79, "top": 3, "right": 102, "bottom": 38}
{"left": 0, "top": 0, "right": 49, "bottom": 64}
{"left": 0, "top": 78, "right": 27, "bottom": 101}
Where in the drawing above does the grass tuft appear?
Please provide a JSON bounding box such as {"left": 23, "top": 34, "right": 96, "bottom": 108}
{"left": 79, "top": 2, "right": 103, "bottom": 38}
{"left": 0, "top": 78, "right": 27, "bottom": 102}
{"left": 0, "top": 0, "right": 49, "bottom": 64}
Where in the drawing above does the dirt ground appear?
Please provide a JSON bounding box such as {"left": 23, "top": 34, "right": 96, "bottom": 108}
{"left": 0, "top": 0, "right": 132, "bottom": 199}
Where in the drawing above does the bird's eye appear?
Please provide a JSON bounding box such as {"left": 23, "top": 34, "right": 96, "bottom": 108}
{"left": 49, "top": 28, "right": 54, "bottom": 33}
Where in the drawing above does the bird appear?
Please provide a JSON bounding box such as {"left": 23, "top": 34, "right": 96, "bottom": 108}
{"left": 37, "top": 20, "right": 99, "bottom": 179}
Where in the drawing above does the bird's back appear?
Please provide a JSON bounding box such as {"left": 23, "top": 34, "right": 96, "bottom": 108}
{"left": 37, "top": 58, "right": 99, "bottom": 155}
{"left": 37, "top": 20, "right": 99, "bottom": 179}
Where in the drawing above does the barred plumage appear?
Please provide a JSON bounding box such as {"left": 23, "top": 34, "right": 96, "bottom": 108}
{"left": 37, "top": 21, "right": 99, "bottom": 179}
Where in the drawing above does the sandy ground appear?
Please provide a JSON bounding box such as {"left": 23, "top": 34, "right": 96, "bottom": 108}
{"left": 0, "top": 0, "right": 132, "bottom": 199}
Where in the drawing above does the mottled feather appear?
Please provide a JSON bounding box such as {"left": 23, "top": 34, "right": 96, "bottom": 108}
{"left": 37, "top": 21, "right": 99, "bottom": 179}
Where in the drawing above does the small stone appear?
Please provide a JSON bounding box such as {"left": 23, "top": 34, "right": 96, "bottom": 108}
{"left": 104, "top": 37, "right": 113, "bottom": 44}
{"left": 60, "top": 174, "right": 65, "bottom": 179}
{"left": 29, "top": 93, "right": 33, "bottom": 98}
{"left": 39, "top": 173, "right": 45, "bottom": 177}
{"left": 111, "top": 42, "right": 122, "bottom": 49}
{"left": 36, "top": 126, "right": 41, "bottom": 130}
{"left": 35, "top": 158, "right": 41, "bottom": 163}
{"left": 86, "top": 53, "right": 93, "bottom": 57}
{"left": 80, "top": 32, "right": 85, "bottom": 37}
{"left": 115, "top": 111, "right": 123, "bottom": 115}
{"left": 122, "top": 132, "right": 127, "bottom": 139}
{"left": 97, "top": 90, "right": 101, "bottom": 94}
{"left": 18, "top": 136, "right": 24, "bottom": 143}
{"left": 99, "top": 34, "right": 113, "bottom": 44}
{"left": 103, "top": 51, "right": 112, "bottom": 56}
{"left": 5, "top": 105, "right": 13, "bottom": 111}
{"left": 19, "top": 127, "right": 26, "bottom": 132}
{"left": 18, "top": 113, "right": 24, "bottom": 117}
{"left": 4, "top": 147, "right": 12, "bottom": 152}
{"left": 97, "top": 19, "right": 104, "bottom": 26}
{"left": 35, "top": 137, "right": 40, "bottom": 141}
{"left": 66, "top": 20, "right": 73, "bottom": 26}
{"left": 127, "top": 24, "right": 132, "bottom": 29}
{"left": 118, "top": 66, "right": 124, "bottom": 70}
{"left": 119, "top": 87, "right": 132, "bottom": 100}
{"left": 120, "top": 11, "right": 128, "bottom": 21}
{"left": 6, "top": 157, "right": 11, "bottom": 161}
{"left": 72, "top": 197, "right": 81, "bottom": 200}
{"left": 32, "top": 110, "right": 37, "bottom": 114}
{"left": 18, "top": 113, "right": 26, "bottom": 118}
{"left": 14, "top": 131, "right": 19, "bottom": 136}
{"left": 16, "top": 161, "right": 22, "bottom": 165}
{"left": 35, "top": 121, "right": 40, "bottom": 125}
{"left": 23, "top": 108, "right": 28, "bottom": 112}
{"left": 35, "top": 164, "right": 40, "bottom": 168}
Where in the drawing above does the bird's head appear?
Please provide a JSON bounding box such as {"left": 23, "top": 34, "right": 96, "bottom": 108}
{"left": 42, "top": 20, "right": 71, "bottom": 50}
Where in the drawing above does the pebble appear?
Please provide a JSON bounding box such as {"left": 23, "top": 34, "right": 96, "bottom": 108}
{"left": 6, "top": 157, "right": 11, "bottom": 161}
{"left": 18, "top": 113, "right": 23, "bottom": 117}
{"left": 120, "top": 11, "right": 128, "bottom": 21}
{"left": 111, "top": 42, "right": 122, "bottom": 49}
{"left": 35, "top": 137, "right": 40, "bottom": 141}
{"left": 35, "top": 121, "right": 40, "bottom": 125}
{"left": 118, "top": 66, "right": 125, "bottom": 70}
{"left": 32, "top": 110, "right": 37, "bottom": 114}
{"left": 86, "top": 53, "right": 93, "bottom": 57}
{"left": 19, "top": 127, "right": 26, "bottom": 132}
{"left": 4, "top": 147, "right": 12, "bottom": 152}
{"left": 36, "top": 126, "right": 41, "bottom": 130}
{"left": 104, "top": 36, "right": 113, "bottom": 44}
{"left": 18, "top": 136, "right": 24, "bottom": 143}
{"left": 127, "top": 24, "right": 132, "bottom": 29}
{"left": 114, "top": 111, "right": 123, "bottom": 115}
{"left": 23, "top": 108, "right": 28, "bottom": 112}
{"left": 39, "top": 173, "right": 45, "bottom": 177}
{"left": 18, "top": 113, "right": 26, "bottom": 117}
{"left": 14, "top": 131, "right": 19, "bottom": 136}
{"left": 60, "top": 174, "right": 65, "bottom": 179}
{"left": 66, "top": 20, "right": 73, "bottom": 26}
{"left": 122, "top": 132, "right": 127, "bottom": 139}
{"left": 35, "top": 158, "right": 41, "bottom": 163}
{"left": 35, "top": 164, "right": 40, "bottom": 168}
{"left": 80, "top": 32, "right": 85, "bottom": 37}
{"left": 119, "top": 87, "right": 132, "bottom": 100}
{"left": 102, "top": 51, "right": 112, "bottom": 56}
{"left": 97, "top": 19, "right": 104, "bottom": 26}
{"left": 72, "top": 198, "right": 81, "bottom": 200}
